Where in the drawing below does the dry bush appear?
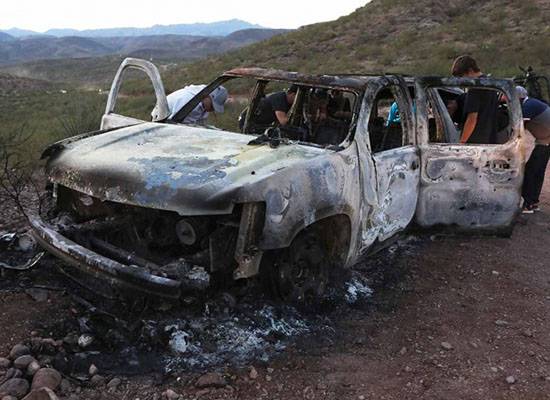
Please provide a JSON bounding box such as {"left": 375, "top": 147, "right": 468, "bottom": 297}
{"left": 0, "top": 125, "right": 44, "bottom": 220}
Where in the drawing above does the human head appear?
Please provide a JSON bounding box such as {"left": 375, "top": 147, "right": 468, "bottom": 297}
{"left": 515, "top": 85, "right": 528, "bottom": 100}
{"left": 202, "top": 85, "right": 228, "bottom": 113}
{"left": 312, "top": 88, "right": 329, "bottom": 100}
{"left": 451, "top": 55, "right": 481, "bottom": 77}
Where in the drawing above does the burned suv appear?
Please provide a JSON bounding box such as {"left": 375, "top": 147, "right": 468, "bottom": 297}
{"left": 30, "top": 58, "right": 527, "bottom": 302}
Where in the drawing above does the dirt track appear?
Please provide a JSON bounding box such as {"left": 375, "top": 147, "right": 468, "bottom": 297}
{"left": 1, "top": 171, "right": 550, "bottom": 400}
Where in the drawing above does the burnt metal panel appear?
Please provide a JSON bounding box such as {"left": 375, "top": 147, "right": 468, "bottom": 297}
{"left": 102, "top": 58, "right": 169, "bottom": 129}
{"left": 29, "top": 216, "right": 182, "bottom": 298}
{"left": 414, "top": 77, "right": 526, "bottom": 231}
{"left": 352, "top": 76, "right": 419, "bottom": 253}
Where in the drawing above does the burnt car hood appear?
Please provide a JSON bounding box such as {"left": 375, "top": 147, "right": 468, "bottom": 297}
{"left": 46, "top": 122, "right": 330, "bottom": 215}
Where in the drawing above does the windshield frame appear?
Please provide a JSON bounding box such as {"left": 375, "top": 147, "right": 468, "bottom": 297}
{"left": 168, "top": 75, "right": 363, "bottom": 149}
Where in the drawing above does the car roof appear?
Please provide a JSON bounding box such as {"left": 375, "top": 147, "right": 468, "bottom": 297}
{"left": 223, "top": 67, "right": 395, "bottom": 91}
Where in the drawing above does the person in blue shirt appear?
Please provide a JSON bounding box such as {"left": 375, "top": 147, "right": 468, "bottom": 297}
{"left": 386, "top": 101, "right": 416, "bottom": 127}
{"left": 516, "top": 86, "right": 550, "bottom": 213}
{"left": 386, "top": 102, "right": 401, "bottom": 126}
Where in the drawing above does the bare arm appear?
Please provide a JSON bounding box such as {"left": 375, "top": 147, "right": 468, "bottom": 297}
{"left": 460, "top": 112, "right": 478, "bottom": 143}
{"left": 275, "top": 110, "right": 290, "bottom": 126}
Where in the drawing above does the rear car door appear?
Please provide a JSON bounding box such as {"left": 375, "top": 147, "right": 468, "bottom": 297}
{"left": 414, "top": 77, "right": 526, "bottom": 233}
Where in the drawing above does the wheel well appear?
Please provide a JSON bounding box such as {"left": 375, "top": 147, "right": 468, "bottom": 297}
{"left": 259, "top": 214, "right": 352, "bottom": 303}
{"left": 298, "top": 214, "right": 351, "bottom": 265}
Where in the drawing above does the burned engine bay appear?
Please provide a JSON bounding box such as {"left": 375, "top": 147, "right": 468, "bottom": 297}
{"left": 37, "top": 184, "right": 265, "bottom": 299}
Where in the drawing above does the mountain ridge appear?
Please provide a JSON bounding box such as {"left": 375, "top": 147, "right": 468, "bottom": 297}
{"left": 0, "top": 28, "right": 289, "bottom": 66}
{"left": 0, "top": 32, "right": 14, "bottom": 42}
{"left": 2, "top": 19, "right": 265, "bottom": 38}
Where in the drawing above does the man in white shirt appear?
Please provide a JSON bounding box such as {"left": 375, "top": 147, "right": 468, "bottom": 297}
{"left": 166, "top": 84, "right": 228, "bottom": 124}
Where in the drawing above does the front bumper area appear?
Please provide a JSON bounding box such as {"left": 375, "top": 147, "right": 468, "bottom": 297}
{"left": 29, "top": 215, "right": 182, "bottom": 299}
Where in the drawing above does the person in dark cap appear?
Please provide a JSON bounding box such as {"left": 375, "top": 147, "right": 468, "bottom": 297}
{"left": 249, "top": 85, "right": 298, "bottom": 128}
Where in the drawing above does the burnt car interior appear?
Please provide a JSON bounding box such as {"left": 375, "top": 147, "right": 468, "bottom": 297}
{"left": 368, "top": 86, "right": 407, "bottom": 152}
{"left": 426, "top": 86, "right": 513, "bottom": 145}
{"left": 171, "top": 77, "right": 358, "bottom": 148}
{"left": 365, "top": 84, "right": 514, "bottom": 148}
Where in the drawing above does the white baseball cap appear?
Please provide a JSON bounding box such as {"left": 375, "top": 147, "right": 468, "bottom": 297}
{"left": 209, "top": 86, "right": 228, "bottom": 113}
{"left": 515, "top": 86, "right": 528, "bottom": 99}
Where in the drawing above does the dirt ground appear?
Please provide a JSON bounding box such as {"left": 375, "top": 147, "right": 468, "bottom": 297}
{"left": 1, "top": 171, "right": 550, "bottom": 400}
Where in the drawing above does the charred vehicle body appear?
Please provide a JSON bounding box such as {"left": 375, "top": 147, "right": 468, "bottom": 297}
{"left": 30, "top": 58, "right": 527, "bottom": 302}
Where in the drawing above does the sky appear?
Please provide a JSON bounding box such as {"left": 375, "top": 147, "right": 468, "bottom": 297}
{"left": 0, "top": 0, "right": 367, "bottom": 32}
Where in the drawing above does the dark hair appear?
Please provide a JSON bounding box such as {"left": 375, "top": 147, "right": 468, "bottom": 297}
{"left": 287, "top": 84, "right": 299, "bottom": 93}
{"left": 312, "top": 88, "right": 328, "bottom": 99}
{"left": 451, "top": 55, "right": 480, "bottom": 77}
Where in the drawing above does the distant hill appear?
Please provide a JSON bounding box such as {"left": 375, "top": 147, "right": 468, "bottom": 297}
{"left": 0, "top": 28, "right": 288, "bottom": 66}
{"left": 0, "top": 72, "right": 53, "bottom": 94}
{"left": 0, "top": 36, "right": 112, "bottom": 65}
{"left": 161, "top": 0, "right": 550, "bottom": 89}
{"left": 0, "top": 32, "right": 14, "bottom": 42}
{"left": 0, "top": 57, "right": 124, "bottom": 87}
{"left": 2, "top": 19, "right": 265, "bottom": 38}
{"left": 1, "top": 28, "right": 38, "bottom": 38}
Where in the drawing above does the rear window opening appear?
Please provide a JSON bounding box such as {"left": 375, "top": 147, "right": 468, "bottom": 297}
{"left": 426, "top": 86, "right": 512, "bottom": 145}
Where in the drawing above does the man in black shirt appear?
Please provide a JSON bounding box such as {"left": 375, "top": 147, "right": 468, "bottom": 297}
{"left": 251, "top": 85, "right": 298, "bottom": 127}
{"left": 451, "top": 55, "right": 499, "bottom": 144}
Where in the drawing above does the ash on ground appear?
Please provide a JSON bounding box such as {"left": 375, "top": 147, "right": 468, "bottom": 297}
{"left": 1, "top": 231, "right": 422, "bottom": 378}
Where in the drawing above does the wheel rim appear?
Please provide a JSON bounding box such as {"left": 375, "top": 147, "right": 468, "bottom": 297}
{"left": 274, "top": 237, "right": 329, "bottom": 304}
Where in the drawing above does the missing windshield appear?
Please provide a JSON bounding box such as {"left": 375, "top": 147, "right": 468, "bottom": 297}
{"left": 168, "top": 76, "right": 358, "bottom": 148}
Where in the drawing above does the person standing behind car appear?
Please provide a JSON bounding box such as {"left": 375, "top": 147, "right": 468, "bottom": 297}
{"left": 451, "top": 55, "right": 499, "bottom": 144}
{"left": 515, "top": 86, "right": 550, "bottom": 213}
{"left": 166, "top": 84, "right": 228, "bottom": 124}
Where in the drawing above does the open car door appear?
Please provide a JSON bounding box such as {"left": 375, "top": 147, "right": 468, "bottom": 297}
{"left": 414, "top": 77, "right": 526, "bottom": 234}
{"left": 101, "top": 58, "right": 170, "bottom": 130}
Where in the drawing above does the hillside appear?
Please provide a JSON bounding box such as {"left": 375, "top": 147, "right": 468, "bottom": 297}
{"left": 161, "top": 0, "right": 550, "bottom": 88}
{"left": 0, "top": 29, "right": 288, "bottom": 67}
{"left": 0, "top": 56, "right": 128, "bottom": 87}
{"left": 0, "top": 73, "right": 53, "bottom": 94}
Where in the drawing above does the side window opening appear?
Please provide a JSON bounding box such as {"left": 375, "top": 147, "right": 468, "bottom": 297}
{"left": 428, "top": 86, "right": 512, "bottom": 145}
{"left": 207, "top": 77, "right": 258, "bottom": 133}
{"left": 368, "top": 87, "right": 407, "bottom": 153}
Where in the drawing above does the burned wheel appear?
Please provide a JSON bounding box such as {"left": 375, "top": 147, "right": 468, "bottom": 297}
{"left": 265, "top": 232, "right": 330, "bottom": 304}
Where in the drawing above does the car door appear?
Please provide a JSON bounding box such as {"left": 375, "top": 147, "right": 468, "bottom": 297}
{"left": 101, "top": 58, "right": 170, "bottom": 130}
{"left": 357, "top": 76, "right": 420, "bottom": 252}
{"left": 414, "top": 77, "right": 526, "bottom": 233}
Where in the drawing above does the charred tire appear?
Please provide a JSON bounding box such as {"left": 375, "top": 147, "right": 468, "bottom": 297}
{"left": 262, "top": 231, "right": 331, "bottom": 305}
